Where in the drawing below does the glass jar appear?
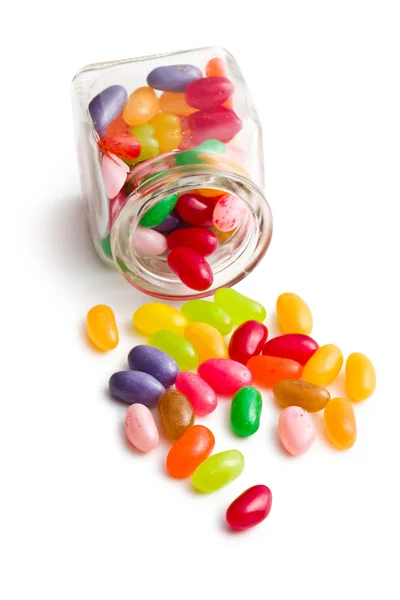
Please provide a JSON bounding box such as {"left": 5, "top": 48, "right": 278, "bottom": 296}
{"left": 72, "top": 47, "right": 272, "bottom": 299}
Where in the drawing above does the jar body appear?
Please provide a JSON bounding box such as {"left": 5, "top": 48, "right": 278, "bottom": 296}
{"left": 72, "top": 47, "right": 272, "bottom": 298}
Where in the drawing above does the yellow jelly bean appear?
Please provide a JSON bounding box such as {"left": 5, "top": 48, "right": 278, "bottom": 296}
{"left": 276, "top": 292, "right": 313, "bottom": 335}
{"left": 324, "top": 397, "right": 357, "bottom": 449}
{"left": 130, "top": 124, "right": 159, "bottom": 162}
{"left": 150, "top": 112, "right": 182, "bottom": 153}
{"left": 184, "top": 322, "right": 229, "bottom": 362}
{"left": 345, "top": 352, "right": 376, "bottom": 402}
{"left": 86, "top": 304, "right": 119, "bottom": 351}
{"left": 302, "top": 344, "right": 343, "bottom": 386}
{"left": 123, "top": 86, "right": 159, "bottom": 126}
{"left": 133, "top": 303, "right": 188, "bottom": 337}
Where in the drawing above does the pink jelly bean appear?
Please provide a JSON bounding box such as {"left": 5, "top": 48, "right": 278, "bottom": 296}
{"left": 132, "top": 226, "right": 168, "bottom": 256}
{"left": 167, "top": 247, "right": 213, "bottom": 291}
{"left": 188, "top": 106, "right": 242, "bottom": 145}
{"left": 167, "top": 227, "right": 218, "bottom": 256}
{"left": 197, "top": 358, "right": 253, "bottom": 395}
{"left": 125, "top": 404, "right": 159, "bottom": 452}
{"left": 175, "top": 372, "right": 218, "bottom": 416}
{"left": 101, "top": 152, "right": 129, "bottom": 199}
{"left": 225, "top": 146, "right": 245, "bottom": 164}
{"left": 213, "top": 194, "right": 247, "bottom": 232}
{"left": 109, "top": 189, "right": 127, "bottom": 227}
{"left": 185, "top": 77, "right": 234, "bottom": 110}
{"left": 278, "top": 406, "right": 315, "bottom": 456}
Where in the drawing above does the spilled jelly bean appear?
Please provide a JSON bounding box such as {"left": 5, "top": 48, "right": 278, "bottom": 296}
{"left": 345, "top": 352, "right": 376, "bottom": 402}
{"left": 247, "top": 355, "right": 303, "bottom": 387}
{"left": 198, "top": 358, "right": 253, "bottom": 395}
{"left": 101, "top": 153, "right": 129, "bottom": 199}
{"left": 167, "top": 247, "right": 213, "bottom": 291}
{"left": 192, "top": 450, "right": 244, "bottom": 492}
{"left": 123, "top": 86, "right": 159, "bottom": 126}
{"left": 278, "top": 406, "right": 315, "bottom": 456}
{"left": 133, "top": 302, "right": 188, "bottom": 336}
{"left": 229, "top": 320, "right": 268, "bottom": 364}
{"left": 150, "top": 112, "right": 182, "bottom": 153}
{"left": 175, "top": 371, "right": 218, "bottom": 416}
{"left": 167, "top": 227, "right": 218, "bottom": 257}
{"left": 149, "top": 330, "right": 199, "bottom": 370}
{"left": 181, "top": 300, "right": 232, "bottom": 335}
{"left": 109, "top": 371, "right": 165, "bottom": 406}
{"left": 262, "top": 334, "right": 318, "bottom": 365}
{"left": 184, "top": 322, "right": 228, "bottom": 362}
{"left": 140, "top": 193, "right": 178, "bottom": 228}
{"left": 188, "top": 106, "right": 242, "bottom": 145}
{"left": 157, "top": 390, "right": 195, "bottom": 441}
{"left": 276, "top": 292, "right": 313, "bottom": 335}
{"left": 185, "top": 76, "right": 234, "bottom": 110}
{"left": 230, "top": 386, "right": 262, "bottom": 437}
{"left": 273, "top": 379, "right": 330, "bottom": 412}
{"left": 166, "top": 425, "right": 215, "bottom": 478}
{"left": 127, "top": 345, "right": 179, "bottom": 388}
{"left": 214, "top": 287, "right": 266, "bottom": 325}
{"left": 176, "top": 193, "right": 216, "bottom": 226}
{"left": 226, "top": 485, "right": 272, "bottom": 530}
{"left": 125, "top": 404, "right": 159, "bottom": 452}
{"left": 147, "top": 64, "right": 202, "bottom": 92}
{"left": 88, "top": 85, "right": 127, "bottom": 133}
{"left": 213, "top": 194, "right": 247, "bottom": 232}
{"left": 324, "top": 398, "right": 357, "bottom": 449}
{"left": 132, "top": 226, "right": 167, "bottom": 256}
{"left": 302, "top": 344, "right": 343, "bottom": 386}
{"left": 86, "top": 304, "right": 119, "bottom": 351}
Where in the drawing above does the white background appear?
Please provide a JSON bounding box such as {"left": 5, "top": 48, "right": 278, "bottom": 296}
{"left": 2, "top": 1, "right": 400, "bottom": 599}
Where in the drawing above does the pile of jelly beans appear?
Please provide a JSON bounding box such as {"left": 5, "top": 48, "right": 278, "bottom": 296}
{"left": 88, "top": 58, "right": 248, "bottom": 291}
{"left": 86, "top": 289, "right": 376, "bottom": 530}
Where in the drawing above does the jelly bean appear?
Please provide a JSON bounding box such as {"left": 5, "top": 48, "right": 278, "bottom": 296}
{"left": 130, "top": 124, "right": 160, "bottom": 162}
{"left": 140, "top": 193, "right": 178, "bottom": 228}
{"left": 226, "top": 485, "right": 272, "bottom": 530}
{"left": 262, "top": 334, "right": 318, "bottom": 365}
{"left": 101, "top": 153, "right": 129, "bottom": 199}
{"left": 123, "top": 86, "right": 159, "bottom": 127}
{"left": 229, "top": 320, "right": 268, "bottom": 364}
{"left": 167, "top": 227, "right": 218, "bottom": 257}
{"left": 345, "top": 352, "right": 376, "bottom": 402}
{"left": 273, "top": 379, "right": 331, "bottom": 412}
{"left": 127, "top": 345, "right": 179, "bottom": 388}
{"left": 150, "top": 112, "right": 182, "bottom": 153}
{"left": 276, "top": 292, "right": 313, "bottom": 335}
{"left": 149, "top": 330, "right": 199, "bottom": 370}
{"left": 166, "top": 425, "right": 215, "bottom": 478}
{"left": 214, "top": 287, "right": 266, "bottom": 325}
{"left": 188, "top": 106, "right": 242, "bottom": 145}
{"left": 157, "top": 390, "right": 195, "bottom": 441}
{"left": 147, "top": 64, "right": 202, "bottom": 92}
{"left": 99, "top": 235, "right": 112, "bottom": 258}
{"left": 192, "top": 450, "right": 244, "bottom": 493}
{"left": 88, "top": 85, "right": 127, "bottom": 133}
{"left": 86, "top": 304, "right": 119, "bottom": 351}
{"left": 99, "top": 133, "right": 141, "bottom": 161}
{"left": 198, "top": 358, "right": 252, "bottom": 395}
{"left": 213, "top": 195, "right": 247, "bottom": 232}
{"left": 184, "top": 322, "right": 228, "bottom": 362}
{"left": 230, "top": 386, "right": 262, "bottom": 437}
{"left": 176, "top": 193, "right": 216, "bottom": 226}
{"left": 324, "top": 397, "right": 357, "bottom": 449}
{"left": 185, "top": 77, "right": 234, "bottom": 110}
{"left": 109, "top": 371, "right": 165, "bottom": 406}
{"left": 125, "top": 404, "right": 159, "bottom": 452}
{"left": 197, "top": 188, "right": 225, "bottom": 198}
{"left": 175, "top": 139, "right": 226, "bottom": 166}
{"left": 159, "top": 91, "right": 197, "bottom": 116}
{"left": 302, "top": 344, "right": 343, "bottom": 386}
{"left": 105, "top": 113, "right": 130, "bottom": 137}
{"left": 206, "top": 57, "right": 227, "bottom": 78}
{"left": 109, "top": 189, "right": 126, "bottom": 227}
{"left": 167, "top": 247, "right": 213, "bottom": 291}
{"left": 247, "top": 355, "right": 303, "bottom": 387}
{"left": 278, "top": 406, "right": 315, "bottom": 456}
{"left": 132, "top": 226, "right": 167, "bottom": 256}
{"left": 175, "top": 371, "right": 218, "bottom": 416}
{"left": 180, "top": 300, "right": 232, "bottom": 335}
{"left": 133, "top": 302, "right": 188, "bottom": 336}
{"left": 153, "top": 209, "right": 182, "bottom": 233}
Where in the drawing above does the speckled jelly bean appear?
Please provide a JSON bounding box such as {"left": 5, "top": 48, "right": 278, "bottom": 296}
{"left": 302, "top": 344, "right": 343, "bottom": 386}
{"left": 226, "top": 485, "right": 272, "bottom": 530}
{"left": 149, "top": 330, "right": 199, "bottom": 370}
{"left": 229, "top": 320, "right": 268, "bottom": 364}
{"left": 150, "top": 112, "right": 182, "bottom": 153}
{"left": 88, "top": 85, "right": 128, "bottom": 133}
{"left": 345, "top": 352, "right": 376, "bottom": 402}
{"left": 276, "top": 293, "right": 313, "bottom": 335}
{"left": 123, "top": 86, "right": 159, "bottom": 126}
{"left": 176, "top": 193, "right": 216, "bottom": 226}
{"left": 230, "top": 386, "right": 262, "bottom": 437}
{"left": 184, "top": 322, "right": 228, "bottom": 362}
{"left": 175, "top": 371, "right": 218, "bottom": 416}
{"left": 140, "top": 193, "right": 178, "bottom": 228}
{"left": 167, "top": 247, "right": 213, "bottom": 291}
{"left": 262, "top": 334, "right": 319, "bottom": 365}
{"left": 130, "top": 123, "right": 159, "bottom": 162}
{"left": 198, "top": 358, "right": 252, "bottom": 395}
{"left": 214, "top": 288, "right": 266, "bottom": 325}
{"left": 99, "top": 133, "right": 141, "bottom": 162}
{"left": 127, "top": 345, "right": 179, "bottom": 388}
{"left": 125, "top": 404, "right": 159, "bottom": 452}
{"left": 324, "top": 398, "right": 357, "bottom": 449}
{"left": 166, "top": 425, "right": 215, "bottom": 478}
{"left": 101, "top": 153, "right": 129, "bottom": 199}
{"left": 213, "top": 195, "right": 247, "bottom": 232}
{"left": 132, "top": 226, "right": 167, "bottom": 256}
{"left": 192, "top": 450, "right": 244, "bottom": 493}
{"left": 133, "top": 303, "right": 188, "bottom": 336}
{"left": 157, "top": 390, "right": 195, "bottom": 441}
{"left": 185, "top": 76, "right": 234, "bottom": 110}
{"left": 167, "top": 228, "right": 218, "bottom": 257}
{"left": 273, "top": 379, "right": 331, "bottom": 412}
{"left": 86, "top": 304, "right": 119, "bottom": 351}
{"left": 181, "top": 300, "right": 232, "bottom": 335}
{"left": 109, "top": 371, "right": 165, "bottom": 406}
{"left": 247, "top": 355, "right": 303, "bottom": 387}
{"left": 188, "top": 106, "right": 242, "bottom": 145}
{"left": 147, "top": 64, "right": 202, "bottom": 92}
{"left": 159, "top": 91, "right": 196, "bottom": 116}
{"left": 278, "top": 406, "right": 316, "bottom": 456}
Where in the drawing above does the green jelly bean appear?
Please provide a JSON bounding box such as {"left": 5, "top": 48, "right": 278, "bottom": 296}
{"left": 230, "top": 386, "right": 262, "bottom": 437}
{"left": 192, "top": 450, "right": 244, "bottom": 493}
{"left": 214, "top": 288, "right": 266, "bottom": 325}
{"left": 149, "top": 329, "right": 199, "bottom": 370}
{"left": 140, "top": 193, "right": 178, "bottom": 228}
{"left": 99, "top": 234, "right": 112, "bottom": 258}
{"left": 130, "top": 124, "right": 160, "bottom": 162}
{"left": 175, "top": 140, "right": 226, "bottom": 166}
{"left": 180, "top": 300, "right": 233, "bottom": 335}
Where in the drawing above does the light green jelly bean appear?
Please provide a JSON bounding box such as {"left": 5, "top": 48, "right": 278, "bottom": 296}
{"left": 149, "top": 329, "right": 199, "bottom": 371}
{"left": 99, "top": 235, "right": 112, "bottom": 258}
{"left": 214, "top": 288, "right": 266, "bottom": 325}
{"left": 180, "top": 300, "right": 233, "bottom": 335}
{"left": 231, "top": 386, "right": 262, "bottom": 437}
{"left": 175, "top": 140, "right": 226, "bottom": 166}
{"left": 192, "top": 450, "right": 244, "bottom": 493}
{"left": 131, "top": 124, "right": 160, "bottom": 163}
{"left": 140, "top": 193, "right": 178, "bottom": 228}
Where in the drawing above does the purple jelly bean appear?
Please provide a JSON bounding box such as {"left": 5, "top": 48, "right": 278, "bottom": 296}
{"left": 153, "top": 209, "right": 181, "bottom": 232}
{"left": 147, "top": 65, "right": 202, "bottom": 93}
{"left": 88, "top": 85, "right": 128, "bottom": 133}
{"left": 109, "top": 371, "right": 165, "bottom": 406}
{"left": 127, "top": 345, "right": 179, "bottom": 388}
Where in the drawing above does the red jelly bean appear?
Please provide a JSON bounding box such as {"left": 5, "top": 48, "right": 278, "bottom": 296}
{"left": 176, "top": 193, "right": 216, "bottom": 226}
{"left": 99, "top": 134, "right": 141, "bottom": 161}
{"left": 188, "top": 106, "right": 242, "bottom": 145}
{"left": 167, "top": 247, "right": 213, "bottom": 291}
{"left": 185, "top": 77, "right": 234, "bottom": 110}
{"left": 198, "top": 358, "right": 252, "bottom": 395}
{"left": 167, "top": 227, "right": 218, "bottom": 257}
{"left": 226, "top": 485, "right": 272, "bottom": 530}
{"left": 262, "top": 334, "right": 319, "bottom": 365}
{"left": 229, "top": 320, "right": 268, "bottom": 365}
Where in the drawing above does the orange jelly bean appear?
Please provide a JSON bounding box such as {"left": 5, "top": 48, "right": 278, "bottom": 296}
{"left": 166, "top": 425, "right": 215, "bottom": 478}
{"left": 123, "top": 86, "right": 159, "bottom": 126}
{"left": 86, "top": 304, "right": 119, "bottom": 351}
{"left": 324, "top": 397, "right": 357, "bottom": 449}
{"left": 247, "top": 355, "right": 303, "bottom": 387}
{"left": 159, "top": 91, "right": 196, "bottom": 116}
